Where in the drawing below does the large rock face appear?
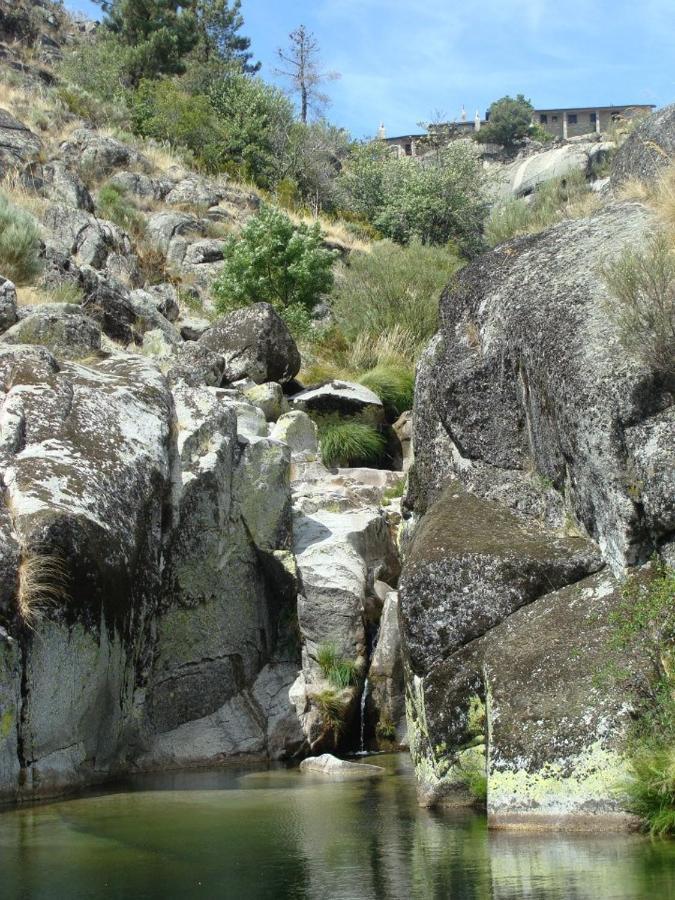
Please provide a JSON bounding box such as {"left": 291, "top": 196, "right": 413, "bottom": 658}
{"left": 611, "top": 103, "right": 675, "bottom": 186}
{"left": 400, "top": 194, "right": 674, "bottom": 829}
{"left": 0, "top": 345, "right": 303, "bottom": 802}
{"left": 408, "top": 200, "right": 668, "bottom": 571}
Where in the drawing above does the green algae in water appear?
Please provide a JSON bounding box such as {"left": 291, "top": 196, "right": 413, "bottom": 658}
{"left": 0, "top": 754, "right": 673, "bottom": 900}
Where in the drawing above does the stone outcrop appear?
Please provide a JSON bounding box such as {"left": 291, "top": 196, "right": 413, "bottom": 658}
{"left": 491, "top": 139, "right": 613, "bottom": 199}
{"left": 400, "top": 182, "right": 674, "bottom": 829}
{"left": 408, "top": 200, "right": 666, "bottom": 571}
{"left": 200, "top": 303, "right": 301, "bottom": 385}
{"left": 0, "top": 108, "right": 41, "bottom": 173}
{"left": 611, "top": 102, "right": 675, "bottom": 186}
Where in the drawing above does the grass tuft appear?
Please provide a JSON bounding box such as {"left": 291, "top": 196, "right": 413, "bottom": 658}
{"left": 96, "top": 183, "right": 147, "bottom": 239}
{"left": 358, "top": 364, "right": 414, "bottom": 417}
{"left": 314, "top": 414, "right": 386, "bottom": 468}
{"left": 17, "top": 552, "right": 70, "bottom": 628}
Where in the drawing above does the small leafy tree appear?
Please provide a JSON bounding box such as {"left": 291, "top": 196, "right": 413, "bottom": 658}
{"left": 212, "top": 206, "right": 337, "bottom": 317}
{"left": 477, "top": 94, "right": 535, "bottom": 148}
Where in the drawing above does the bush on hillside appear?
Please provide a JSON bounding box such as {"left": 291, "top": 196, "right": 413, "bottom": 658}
{"left": 338, "top": 142, "right": 488, "bottom": 252}
{"left": 207, "top": 74, "right": 295, "bottom": 186}
{"left": 0, "top": 194, "right": 41, "bottom": 285}
{"left": 331, "top": 240, "right": 460, "bottom": 351}
{"left": 602, "top": 232, "right": 675, "bottom": 379}
{"left": 212, "top": 205, "right": 337, "bottom": 317}
{"left": 131, "top": 80, "right": 227, "bottom": 171}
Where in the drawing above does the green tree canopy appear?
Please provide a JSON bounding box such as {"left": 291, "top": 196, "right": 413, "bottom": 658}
{"left": 477, "top": 94, "right": 535, "bottom": 148}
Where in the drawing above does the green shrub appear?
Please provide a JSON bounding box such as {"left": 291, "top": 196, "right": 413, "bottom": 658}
{"left": 376, "top": 718, "right": 397, "bottom": 741}
{"left": 485, "top": 171, "right": 596, "bottom": 246}
{"left": 602, "top": 232, "right": 675, "bottom": 379}
{"left": 0, "top": 194, "right": 41, "bottom": 285}
{"left": 212, "top": 205, "right": 337, "bottom": 316}
{"left": 331, "top": 240, "right": 460, "bottom": 353}
{"left": 315, "top": 414, "right": 386, "bottom": 468}
{"left": 338, "top": 141, "right": 488, "bottom": 252}
{"left": 131, "top": 80, "right": 227, "bottom": 171}
{"left": 97, "top": 184, "right": 146, "bottom": 238}
{"left": 359, "top": 363, "right": 414, "bottom": 417}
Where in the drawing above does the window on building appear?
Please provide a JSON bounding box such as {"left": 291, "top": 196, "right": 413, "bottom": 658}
{"left": 404, "top": 143, "right": 412, "bottom": 156}
{"left": 589, "top": 112, "right": 597, "bottom": 124}
{"left": 552, "top": 115, "right": 558, "bottom": 122}
{"left": 540, "top": 114, "right": 548, "bottom": 124}
{"left": 568, "top": 113, "right": 578, "bottom": 125}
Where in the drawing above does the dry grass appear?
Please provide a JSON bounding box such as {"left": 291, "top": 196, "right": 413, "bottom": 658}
{"left": 1, "top": 169, "right": 48, "bottom": 219}
{"left": 299, "top": 324, "right": 417, "bottom": 386}
{"left": 620, "top": 164, "right": 675, "bottom": 240}
{"left": 16, "top": 283, "right": 84, "bottom": 306}
{"left": 287, "top": 209, "right": 372, "bottom": 255}
{"left": 17, "top": 552, "right": 70, "bottom": 627}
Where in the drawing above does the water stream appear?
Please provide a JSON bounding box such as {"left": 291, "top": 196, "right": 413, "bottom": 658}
{"left": 359, "top": 676, "right": 370, "bottom": 752}
{"left": 0, "top": 753, "right": 673, "bottom": 900}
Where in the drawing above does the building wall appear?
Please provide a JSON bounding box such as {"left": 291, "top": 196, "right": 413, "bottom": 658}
{"left": 535, "top": 106, "right": 654, "bottom": 139}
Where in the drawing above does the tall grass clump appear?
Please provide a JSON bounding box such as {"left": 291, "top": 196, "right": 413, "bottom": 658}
{"left": 315, "top": 414, "right": 386, "bottom": 468}
{"left": 331, "top": 240, "right": 460, "bottom": 353}
{"left": 97, "top": 183, "right": 147, "bottom": 239}
{"left": 485, "top": 171, "right": 597, "bottom": 246}
{"left": 315, "top": 642, "right": 359, "bottom": 688}
{"left": 0, "top": 193, "right": 41, "bottom": 284}
{"left": 608, "top": 561, "right": 675, "bottom": 836}
{"left": 602, "top": 232, "right": 675, "bottom": 379}
{"left": 312, "top": 688, "right": 347, "bottom": 737}
{"left": 359, "top": 364, "right": 415, "bottom": 417}
{"left": 17, "top": 552, "right": 70, "bottom": 628}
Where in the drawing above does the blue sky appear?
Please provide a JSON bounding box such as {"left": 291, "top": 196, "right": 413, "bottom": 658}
{"left": 64, "top": 0, "right": 674, "bottom": 139}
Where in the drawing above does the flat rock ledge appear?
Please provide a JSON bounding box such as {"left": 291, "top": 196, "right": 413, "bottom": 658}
{"left": 299, "top": 754, "right": 385, "bottom": 777}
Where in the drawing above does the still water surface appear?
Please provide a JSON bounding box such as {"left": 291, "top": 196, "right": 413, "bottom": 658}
{"left": 1, "top": 754, "right": 673, "bottom": 899}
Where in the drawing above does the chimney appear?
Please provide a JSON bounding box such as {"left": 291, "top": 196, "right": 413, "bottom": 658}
{"left": 474, "top": 110, "right": 481, "bottom": 132}
{"left": 377, "top": 122, "right": 386, "bottom": 140}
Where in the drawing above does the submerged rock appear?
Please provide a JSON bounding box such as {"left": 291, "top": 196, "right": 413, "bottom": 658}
{"left": 299, "top": 754, "right": 385, "bottom": 776}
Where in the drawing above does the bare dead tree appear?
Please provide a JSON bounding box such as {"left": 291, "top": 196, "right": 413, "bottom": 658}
{"left": 275, "top": 25, "right": 340, "bottom": 124}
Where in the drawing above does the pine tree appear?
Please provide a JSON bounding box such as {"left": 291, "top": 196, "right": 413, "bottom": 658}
{"left": 275, "top": 25, "right": 339, "bottom": 124}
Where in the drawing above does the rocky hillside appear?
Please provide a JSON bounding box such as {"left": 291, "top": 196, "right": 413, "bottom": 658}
{"left": 0, "top": 10, "right": 410, "bottom": 804}
{"left": 400, "top": 105, "right": 674, "bottom": 830}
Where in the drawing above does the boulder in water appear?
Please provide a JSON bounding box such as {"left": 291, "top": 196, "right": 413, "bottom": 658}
{"left": 299, "top": 754, "right": 385, "bottom": 776}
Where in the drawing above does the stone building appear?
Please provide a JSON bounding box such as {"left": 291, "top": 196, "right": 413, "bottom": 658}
{"left": 533, "top": 104, "right": 655, "bottom": 139}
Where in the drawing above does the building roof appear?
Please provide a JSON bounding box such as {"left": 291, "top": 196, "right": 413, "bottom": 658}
{"left": 534, "top": 104, "right": 655, "bottom": 113}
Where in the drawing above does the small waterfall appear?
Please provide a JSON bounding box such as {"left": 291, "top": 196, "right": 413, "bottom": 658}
{"left": 359, "top": 677, "right": 370, "bottom": 754}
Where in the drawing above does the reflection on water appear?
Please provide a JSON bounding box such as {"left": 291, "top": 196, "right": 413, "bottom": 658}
{"left": 0, "top": 754, "right": 673, "bottom": 900}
